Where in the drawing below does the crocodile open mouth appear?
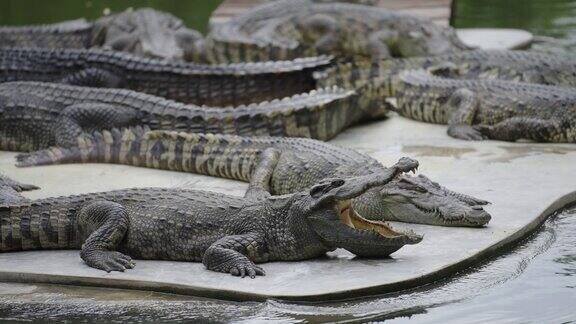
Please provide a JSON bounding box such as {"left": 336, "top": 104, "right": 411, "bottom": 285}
{"left": 337, "top": 200, "right": 410, "bottom": 239}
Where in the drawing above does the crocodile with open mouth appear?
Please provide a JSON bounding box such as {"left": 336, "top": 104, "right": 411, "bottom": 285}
{"left": 16, "top": 128, "right": 492, "bottom": 227}
{"left": 0, "top": 158, "right": 422, "bottom": 277}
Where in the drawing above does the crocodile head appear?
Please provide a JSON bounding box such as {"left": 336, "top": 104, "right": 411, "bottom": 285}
{"left": 285, "top": 158, "right": 423, "bottom": 258}
{"left": 92, "top": 8, "right": 205, "bottom": 61}
{"left": 395, "top": 23, "right": 471, "bottom": 57}
{"left": 353, "top": 174, "right": 491, "bottom": 227}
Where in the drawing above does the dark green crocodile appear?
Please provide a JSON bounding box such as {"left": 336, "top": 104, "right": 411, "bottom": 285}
{"left": 0, "top": 81, "right": 363, "bottom": 153}
{"left": 392, "top": 69, "right": 576, "bottom": 142}
{"left": 0, "top": 157, "right": 422, "bottom": 276}
{"left": 0, "top": 8, "right": 205, "bottom": 61}
{"left": 17, "top": 127, "right": 492, "bottom": 227}
{"left": 0, "top": 47, "right": 331, "bottom": 107}
{"left": 316, "top": 49, "right": 576, "bottom": 120}
{"left": 207, "top": 0, "right": 470, "bottom": 63}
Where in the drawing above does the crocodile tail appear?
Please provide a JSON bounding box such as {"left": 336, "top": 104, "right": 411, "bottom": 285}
{"left": 16, "top": 127, "right": 267, "bottom": 182}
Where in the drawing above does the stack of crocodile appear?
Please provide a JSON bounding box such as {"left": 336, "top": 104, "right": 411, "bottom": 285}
{"left": 0, "top": 0, "right": 574, "bottom": 278}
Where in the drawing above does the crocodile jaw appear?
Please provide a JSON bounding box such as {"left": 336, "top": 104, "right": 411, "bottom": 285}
{"left": 338, "top": 200, "right": 420, "bottom": 241}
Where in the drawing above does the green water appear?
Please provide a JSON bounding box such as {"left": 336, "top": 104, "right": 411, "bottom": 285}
{"left": 453, "top": 0, "right": 576, "bottom": 55}
{"left": 0, "top": 0, "right": 222, "bottom": 33}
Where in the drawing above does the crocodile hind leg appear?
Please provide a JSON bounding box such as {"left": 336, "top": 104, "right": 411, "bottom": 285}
{"left": 203, "top": 233, "right": 267, "bottom": 278}
{"left": 54, "top": 103, "right": 137, "bottom": 147}
{"left": 78, "top": 200, "right": 135, "bottom": 272}
{"left": 480, "top": 117, "right": 565, "bottom": 143}
{"left": 244, "top": 148, "right": 281, "bottom": 200}
{"left": 60, "top": 68, "right": 126, "bottom": 88}
{"left": 446, "top": 88, "right": 486, "bottom": 141}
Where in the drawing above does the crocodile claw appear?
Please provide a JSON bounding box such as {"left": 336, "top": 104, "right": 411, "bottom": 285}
{"left": 229, "top": 261, "right": 265, "bottom": 278}
{"left": 393, "top": 157, "right": 419, "bottom": 174}
{"left": 82, "top": 250, "right": 135, "bottom": 273}
{"left": 447, "top": 125, "right": 486, "bottom": 141}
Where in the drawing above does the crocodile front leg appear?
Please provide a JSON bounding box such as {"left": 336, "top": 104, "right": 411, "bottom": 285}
{"left": 78, "top": 200, "right": 135, "bottom": 272}
{"left": 0, "top": 174, "right": 37, "bottom": 207}
{"left": 0, "top": 174, "right": 38, "bottom": 192}
{"left": 202, "top": 233, "right": 267, "bottom": 278}
{"left": 60, "top": 68, "right": 126, "bottom": 88}
{"left": 54, "top": 103, "right": 137, "bottom": 147}
{"left": 244, "top": 148, "right": 280, "bottom": 200}
{"left": 446, "top": 88, "right": 486, "bottom": 141}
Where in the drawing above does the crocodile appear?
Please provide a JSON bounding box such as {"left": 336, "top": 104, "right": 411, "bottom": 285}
{"left": 392, "top": 69, "right": 576, "bottom": 142}
{"left": 0, "top": 8, "right": 205, "bottom": 61}
{"left": 206, "top": 0, "right": 470, "bottom": 63}
{"left": 0, "top": 47, "right": 331, "bottom": 107}
{"left": 0, "top": 81, "right": 364, "bottom": 153}
{"left": 0, "top": 157, "right": 422, "bottom": 276}
{"left": 17, "top": 128, "right": 492, "bottom": 227}
{"left": 315, "top": 49, "right": 576, "bottom": 120}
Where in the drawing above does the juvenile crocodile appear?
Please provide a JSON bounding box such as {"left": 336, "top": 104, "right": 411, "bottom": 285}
{"left": 0, "top": 47, "right": 331, "bottom": 107}
{"left": 0, "top": 8, "right": 205, "bottom": 61}
{"left": 0, "top": 81, "right": 363, "bottom": 153}
{"left": 392, "top": 69, "right": 576, "bottom": 142}
{"left": 0, "top": 158, "right": 422, "bottom": 276}
{"left": 17, "top": 128, "right": 491, "bottom": 227}
{"left": 207, "top": 0, "right": 469, "bottom": 63}
{"left": 316, "top": 49, "right": 576, "bottom": 120}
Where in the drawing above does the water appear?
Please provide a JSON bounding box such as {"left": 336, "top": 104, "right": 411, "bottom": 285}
{"left": 453, "top": 0, "right": 576, "bottom": 56}
{"left": 1, "top": 0, "right": 576, "bottom": 322}
{"left": 0, "top": 207, "right": 574, "bottom": 323}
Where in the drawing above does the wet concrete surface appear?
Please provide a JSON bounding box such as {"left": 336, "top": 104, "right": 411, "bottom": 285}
{"left": 0, "top": 115, "right": 574, "bottom": 300}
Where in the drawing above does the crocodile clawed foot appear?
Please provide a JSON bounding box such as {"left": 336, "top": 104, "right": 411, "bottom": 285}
{"left": 0, "top": 175, "right": 39, "bottom": 192}
{"left": 82, "top": 250, "right": 136, "bottom": 273}
{"left": 11, "top": 181, "right": 40, "bottom": 192}
{"left": 393, "top": 157, "right": 419, "bottom": 174}
{"left": 229, "top": 261, "right": 266, "bottom": 278}
{"left": 447, "top": 125, "right": 486, "bottom": 141}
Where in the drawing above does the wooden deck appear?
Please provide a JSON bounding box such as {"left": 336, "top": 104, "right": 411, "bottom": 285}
{"left": 210, "top": 0, "right": 452, "bottom": 26}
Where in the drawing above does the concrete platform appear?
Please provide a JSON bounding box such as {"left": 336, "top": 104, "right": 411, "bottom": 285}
{"left": 0, "top": 116, "right": 575, "bottom": 301}
{"left": 457, "top": 28, "right": 534, "bottom": 50}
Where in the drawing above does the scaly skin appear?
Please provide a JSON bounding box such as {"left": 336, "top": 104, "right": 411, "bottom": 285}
{"left": 0, "top": 47, "right": 331, "bottom": 107}
{"left": 0, "top": 81, "right": 364, "bottom": 152}
{"left": 206, "top": 0, "right": 469, "bottom": 63}
{"left": 0, "top": 158, "right": 422, "bottom": 276}
{"left": 316, "top": 49, "right": 576, "bottom": 119}
{"left": 0, "top": 8, "right": 205, "bottom": 61}
{"left": 393, "top": 69, "right": 576, "bottom": 142}
{"left": 17, "top": 128, "right": 491, "bottom": 227}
